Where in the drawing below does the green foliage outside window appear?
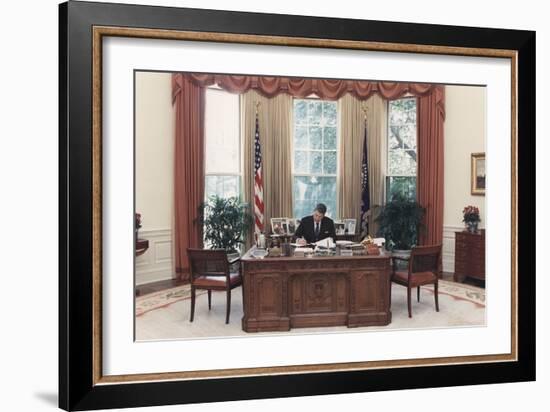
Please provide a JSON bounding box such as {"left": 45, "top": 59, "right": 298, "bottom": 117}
{"left": 387, "top": 98, "right": 417, "bottom": 201}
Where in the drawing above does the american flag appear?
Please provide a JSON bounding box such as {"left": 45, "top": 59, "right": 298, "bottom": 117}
{"left": 360, "top": 120, "right": 370, "bottom": 235}
{"left": 254, "top": 112, "right": 264, "bottom": 233}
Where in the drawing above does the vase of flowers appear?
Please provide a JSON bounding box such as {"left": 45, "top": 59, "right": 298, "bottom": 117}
{"left": 462, "top": 205, "right": 480, "bottom": 233}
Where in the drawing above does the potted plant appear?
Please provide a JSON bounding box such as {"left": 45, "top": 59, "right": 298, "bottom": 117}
{"left": 462, "top": 205, "right": 481, "bottom": 233}
{"left": 375, "top": 194, "right": 425, "bottom": 257}
{"left": 198, "top": 195, "right": 253, "bottom": 256}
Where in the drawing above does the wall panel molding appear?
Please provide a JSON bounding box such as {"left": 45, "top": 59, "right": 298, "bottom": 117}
{"left": 135, "top": 228, "right": 174, "bottom": 285}
{"left": 442, "top": 224, "right": 463, "bottom": 273}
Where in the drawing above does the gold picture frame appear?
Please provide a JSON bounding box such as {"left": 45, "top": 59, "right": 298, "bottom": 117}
{"left": 471, "top": 152, "right": 486, "bottom": 195}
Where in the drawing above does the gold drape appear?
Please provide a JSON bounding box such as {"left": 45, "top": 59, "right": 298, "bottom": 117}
{"left": 242, "top": 90, "right": 293, "bottom": 247}
{"left": 337, "top": 94, "right": 387, "bottom": 237}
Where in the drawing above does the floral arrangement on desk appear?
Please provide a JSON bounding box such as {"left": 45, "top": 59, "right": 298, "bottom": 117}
{"left": 462, "top": 205, "right": 480, "bottom": 233}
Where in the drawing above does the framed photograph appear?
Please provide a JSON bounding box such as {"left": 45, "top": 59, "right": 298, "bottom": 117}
{"left": 343, "top": 218, "right": 357, "bottom": 235}
{"left": 471, "top": 152, "right": 486, "bottom": 195}
{"left": 59, "top": 1, "right": 535, "bottom": 410}
{"left": 271, "top": 217, "right": 286, "bottom": 235}
{"left": 334, "top": 220, "right": 346, "bottom": 235}
{"left": 287, "top": 218, "right": 297, "bottom": 235}
{"left": 281, "top": 220, "right": 289, "bottom": 235}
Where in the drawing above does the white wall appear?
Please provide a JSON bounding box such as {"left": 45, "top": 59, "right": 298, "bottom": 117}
{"left": 442, "top": 85, "right": 486, "bottom": 272}
{"left": 444, "top": 85, "right": 486, "bottom": 227}
{"left": 135, "top": 72, "right": 175, "bottom": 284}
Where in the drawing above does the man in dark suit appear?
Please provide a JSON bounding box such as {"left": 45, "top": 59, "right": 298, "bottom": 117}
{"left": 294, "top": 203, "right": 336, "bottom": 245}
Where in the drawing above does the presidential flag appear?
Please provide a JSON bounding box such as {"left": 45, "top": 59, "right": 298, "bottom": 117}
{"left": 254, "top": 113, "right": 265, "bottom": 233}
{"left": 360, "top": 121, "right": 370, "bottom": 235}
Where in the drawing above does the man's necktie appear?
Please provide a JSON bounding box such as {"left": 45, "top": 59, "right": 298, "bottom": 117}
{"left": 315, "top": 222, "right": 320, "bottom": 238}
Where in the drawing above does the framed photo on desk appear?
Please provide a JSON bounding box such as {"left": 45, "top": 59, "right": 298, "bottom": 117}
{"left": 59, "top": 1, "right": 535, "bottom": 410}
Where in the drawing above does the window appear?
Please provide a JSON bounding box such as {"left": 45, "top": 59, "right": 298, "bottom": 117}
{"left": 387, "top": 97, "right": 417, "bottom": 201}
{"left": 204, "top": 88, "right": 241, "bottom": 200}
{"left": 292, "top": 99, "right": 338, "bottom": 219}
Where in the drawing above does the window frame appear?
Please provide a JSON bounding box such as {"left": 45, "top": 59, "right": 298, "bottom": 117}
{"left": 204, "top": 87, "right": 243, "bottom": 200}
{"left": 385, "top": 96, "right": 418, "bottom": 201}
{"left": 291, "top": 97, "right": 339, "bottom": 218}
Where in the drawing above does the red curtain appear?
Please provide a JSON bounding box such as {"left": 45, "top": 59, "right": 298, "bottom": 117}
{"left": 172, "top": 73, "right": 205, "bottom": 282}
{"left": 417, "top": 85, "right": 445, "bottom": 246}
{"left": 182, "top": 73, "right": 437, "bottom": 101}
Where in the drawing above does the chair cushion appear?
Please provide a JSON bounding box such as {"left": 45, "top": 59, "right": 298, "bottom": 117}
{"left": 193, "top": 272, "right": 241, "bottom": 288}
{"left": 393, "top": 271, "right": 437, "bottom": 286}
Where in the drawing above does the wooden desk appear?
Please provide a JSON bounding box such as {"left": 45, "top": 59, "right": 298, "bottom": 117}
{"left": 241, "top": 247, "right": 392, "bottom": 332}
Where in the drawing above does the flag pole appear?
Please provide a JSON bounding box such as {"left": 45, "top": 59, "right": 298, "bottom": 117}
{"left": 360, "top": 103, "right": 370, "bottom": 238}
{"left": 253, "top": 100, "right": 265, "bottom": 239}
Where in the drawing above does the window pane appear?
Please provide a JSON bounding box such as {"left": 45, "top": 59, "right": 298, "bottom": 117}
{"left": 402, "top": 98, "right": 416, "bottom": 111}
{"left": 293, "top": 99, "right": 338, "bottom": 220}
{"left": 294, "top": 100, "right": 308, "bottom": 125}
{"left": 293, "top": 176, "right": 337, "bottom": 218}
{"left": 323, "top": 151, "right": 337, "bottom": 174}
{"left": 389, "top": 106, "right": 408, "bottom": 125}
{"left": 388, "top": 150, "right": 407, "bottom": 175}
{"left": 294, "top": 126, "right": 308, "bottom": 149}
{"left": 405, "top": 150, "right": 417, "bottom": 173}
{"left": 308, "top": 101, "right": 322, "bottom": 124}
{"left": 309, "top": 151, "right": 322, "bottom": 174}
{"left": 205, "top": 89, "right": 240, "bottom": 174}
{"left": 294, "top": 150, "right": 308, "bottom": 173}
{"left": 405, "top": 109, "right": 417, "bottom": 124}
{"left": 393, "top": 125, "right": 416, "bottom": 150}
{"left": 323, "top": 127, "right": 337, "bottom": 150}
{"left": 309, "top": 126, "right": 322, "bottom": 149}
{"left": 323, "top": 102, "right": 337, "bottom": 126}
{"left": 389, "top": 126, "right": 402, "bottom": 150}
{"left": 205, "top": 175, "right": 240, "bottom": 200}
{"left": 388, "top": 97, "right": 417, "bottom": 184}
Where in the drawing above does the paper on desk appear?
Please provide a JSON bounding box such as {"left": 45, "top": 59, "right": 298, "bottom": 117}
{"left": 314, "top": 237, "right": 335, "bottom": 248}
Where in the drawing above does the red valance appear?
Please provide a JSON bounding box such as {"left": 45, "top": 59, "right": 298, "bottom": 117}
{"left": 173, "top": 72, "right": 444, "bottom": 103}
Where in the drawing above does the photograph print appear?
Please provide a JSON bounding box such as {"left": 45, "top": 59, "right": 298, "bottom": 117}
{"left": 134, "top": 70, "right": 488, "bottom": 341}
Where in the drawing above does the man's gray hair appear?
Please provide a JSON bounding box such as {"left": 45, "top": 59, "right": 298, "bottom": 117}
{"left": 314, "top": 203, "right": 327, "bottom": 215}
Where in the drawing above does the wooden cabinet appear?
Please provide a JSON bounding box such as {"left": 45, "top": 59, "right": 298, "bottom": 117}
{"left": 241, "top": 251, "right": 392, "bottom": 332}
{"left": 454, "top": 230, "right": 485, "bottom": 282}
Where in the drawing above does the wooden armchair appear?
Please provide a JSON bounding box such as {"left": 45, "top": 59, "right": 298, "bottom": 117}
{"left": 391, "top": 245, "right": 442, "bottom": 318}
{"left": 187, "top": 248, "right": 242, "bottom": 324}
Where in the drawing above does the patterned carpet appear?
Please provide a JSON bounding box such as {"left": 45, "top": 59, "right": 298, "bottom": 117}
{"left": 136, "top": 286, "right": 206, "bottom": 317}
{"left": 135, "top": 279, "right": 485, "bottom": 341}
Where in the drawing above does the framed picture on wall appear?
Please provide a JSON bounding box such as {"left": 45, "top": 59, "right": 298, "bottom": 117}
{"left": 59, "top": 1, "right": 534, "bottom": 410}
{"left": 471, "top": 152, "right": 486, "bottom": 195}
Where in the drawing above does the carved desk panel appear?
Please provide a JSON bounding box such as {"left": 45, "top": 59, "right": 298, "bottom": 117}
{"left": 241, "top": 248, "right": 392, "bottom": 332}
